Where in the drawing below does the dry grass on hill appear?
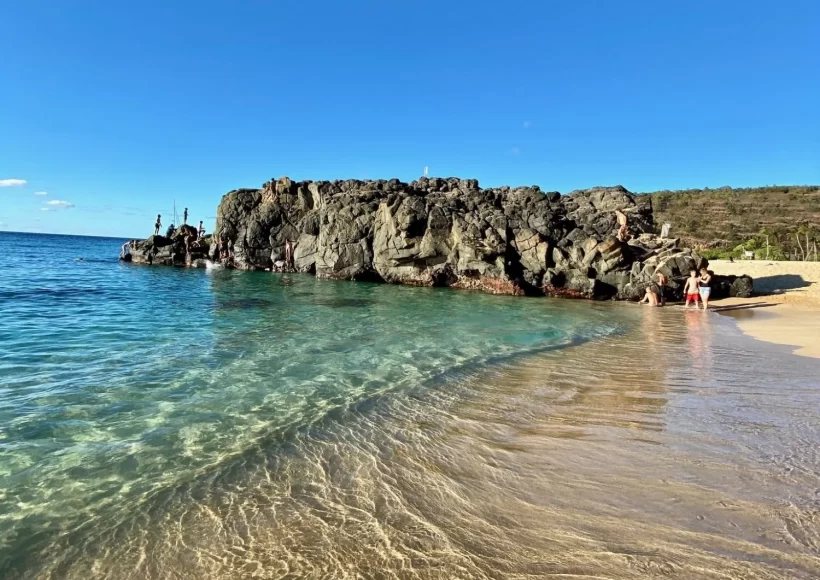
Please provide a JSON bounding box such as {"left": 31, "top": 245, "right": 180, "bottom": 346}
{"left": 640, "top": 185, "right": 820, "bottom": 251}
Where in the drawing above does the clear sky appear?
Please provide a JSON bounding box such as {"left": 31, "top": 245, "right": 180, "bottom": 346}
{"left": 1, "top": 0, "right": 818, "bottom": 237}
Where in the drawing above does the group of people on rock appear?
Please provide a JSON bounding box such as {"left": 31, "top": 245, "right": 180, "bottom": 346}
{"left": 215, "top": 237, "right": 235, "bottom": 261}
{"left": 614, "top": 210, "right": 714, "bottom": 311}
{"left": 153, "top": 210, "right": 206, "bottom": 240}
{"left": 640, "top": 267, "right": 712, "bottom": 310}
{"left": 146, "top": 209, "right": 210, "bottom": 264}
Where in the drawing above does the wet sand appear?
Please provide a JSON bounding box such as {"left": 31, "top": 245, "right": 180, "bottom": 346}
{"left": 709, "top": 260, "right": 820, "bottom": 359}
{"left": 28, "top": 307, "right": 820, "bottom": 580}
{"left": 716, "top": 303, "right": 820, "bottom": 359}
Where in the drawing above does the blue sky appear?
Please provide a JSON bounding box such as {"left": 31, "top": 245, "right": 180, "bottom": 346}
{"left": 1, "top": 0, "right": 818, "bottom": 237}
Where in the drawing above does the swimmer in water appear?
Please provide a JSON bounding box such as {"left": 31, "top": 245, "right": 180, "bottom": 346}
{"left": 639, "top": 285, "right": 660, "bottom": 306}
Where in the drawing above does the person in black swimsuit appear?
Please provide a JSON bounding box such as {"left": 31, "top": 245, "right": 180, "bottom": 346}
{"left": 698, "top": 267, "right": 712, "bottom": 311}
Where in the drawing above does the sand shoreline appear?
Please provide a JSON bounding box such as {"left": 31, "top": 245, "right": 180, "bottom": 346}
{"left": 707, "top": 260, "right": 820, "bottom": 359}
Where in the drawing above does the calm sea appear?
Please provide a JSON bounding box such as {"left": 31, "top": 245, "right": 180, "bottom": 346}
{"left": 1, "top": 231, "right": 819, "bottom": 579}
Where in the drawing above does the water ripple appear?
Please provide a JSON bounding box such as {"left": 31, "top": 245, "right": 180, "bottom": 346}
{"left": 2, "top": 232, "right": 820, "bottom": 579}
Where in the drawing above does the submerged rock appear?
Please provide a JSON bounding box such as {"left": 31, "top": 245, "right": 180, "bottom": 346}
{"left": 127, "top": 176, "right": 754, "bottom": 300}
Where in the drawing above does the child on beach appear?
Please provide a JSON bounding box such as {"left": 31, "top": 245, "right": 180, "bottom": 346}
{"left": 683, "top": 269, "right": 700, "bottom": 309}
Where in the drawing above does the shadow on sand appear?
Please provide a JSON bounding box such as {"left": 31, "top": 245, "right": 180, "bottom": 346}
{"left": 711, "top": 302, "right": 777, "bottom": 313}
{"left": 752, "top": 274, "right": 812, "bottom": 294}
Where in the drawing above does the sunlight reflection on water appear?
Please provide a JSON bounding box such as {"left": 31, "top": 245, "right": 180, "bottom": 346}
{"left": 1, "top": 233, "right": 819, "bottom": 579}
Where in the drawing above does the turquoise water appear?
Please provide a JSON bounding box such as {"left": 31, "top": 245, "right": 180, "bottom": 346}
{"left": 0, "top": 231, "right": 628, "bottom": 576}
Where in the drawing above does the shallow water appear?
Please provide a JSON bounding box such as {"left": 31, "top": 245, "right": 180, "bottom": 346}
{"left": 1, "top": 232, "right": 819, "bottom": 579}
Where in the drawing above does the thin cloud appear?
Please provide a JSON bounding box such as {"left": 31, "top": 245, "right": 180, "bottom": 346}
{"left": 34, "top": 191, "right": 48, "bottom": 196}
{"left": 41, "top": 207, "right": 51, "bottom": 212}
{"left": 0, "top": 178, "right": 27, "bottom": 187}
{"left": 45, "top": 200, "right": 75, "bottom": 208}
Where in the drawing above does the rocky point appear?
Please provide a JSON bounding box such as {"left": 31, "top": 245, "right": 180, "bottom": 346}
{"left": 127, "top": 176, "right": 753, "bottom": 301}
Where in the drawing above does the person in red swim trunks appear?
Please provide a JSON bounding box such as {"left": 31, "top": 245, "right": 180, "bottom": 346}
{"left": 683, "top": 269, "right": 701, "bottom": 309}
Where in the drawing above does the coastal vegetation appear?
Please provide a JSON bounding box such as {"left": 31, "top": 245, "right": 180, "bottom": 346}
{"left": 642, "top": 185, "right": 820, "bottom": 260}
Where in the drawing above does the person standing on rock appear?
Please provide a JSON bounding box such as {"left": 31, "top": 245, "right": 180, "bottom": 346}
{"left": 683, "top": 269, "right": 701, "bottom": 309}
{"left": 284, "top": 239, "right": 293, "bottom": 269}
{"left": 183, "top": 208, "right": 189, "bottom": 225}
{"left": 698, "top": 267, "right": 712, "bottom": 311}
{"left": 154, "top": 215, "right": 162, "bottom": 236}
{"left": 615, "top": 210, "right": 629, "bottom": 241}
{"left": 198, "top": 221, "right": 205, "bottom": 238}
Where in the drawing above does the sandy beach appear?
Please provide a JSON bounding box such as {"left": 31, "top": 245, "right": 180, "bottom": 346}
{"left": 709, "top": 259, "right": 820, "bottom": 359}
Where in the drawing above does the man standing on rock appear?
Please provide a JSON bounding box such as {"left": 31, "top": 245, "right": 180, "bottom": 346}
{"left": 615, "top": 210, "right": 629, "bottom": 241}
{"left": 198, "top": 221, "right": 205, "bottom": 238}
{"left": 183, "top": 208, "right": 189, "bottom": 225}
{"left": 154, "top": 214, "right": 162, "bottom": 236}
{"left": 284, "top": 239, "right": 293, "bottom": 269}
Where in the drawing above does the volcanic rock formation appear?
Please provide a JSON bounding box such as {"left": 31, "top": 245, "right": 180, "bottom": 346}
{"left": 129, "top": 176, "right": 753, "bottom": 301}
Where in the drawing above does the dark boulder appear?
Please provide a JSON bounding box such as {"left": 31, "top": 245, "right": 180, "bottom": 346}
{"left": 731, "top": 275, "right": 754, "bottom": 298}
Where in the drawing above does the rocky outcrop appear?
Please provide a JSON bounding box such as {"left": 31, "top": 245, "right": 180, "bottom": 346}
{"left": 129, "top": 225, "right": 213, "bottom": 268}
{"left": 128, "top": 176, "right": 754, "bottom": 301}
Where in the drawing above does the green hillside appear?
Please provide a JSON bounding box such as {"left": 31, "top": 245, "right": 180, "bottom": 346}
{"left": 640, "top": 185, "right": 820, "bottom": 259}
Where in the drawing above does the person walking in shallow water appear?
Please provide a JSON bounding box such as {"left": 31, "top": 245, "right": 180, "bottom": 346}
{"left": 154, "top": 214, "right": 162, "bottom": 236}
{"left": 655, "top": 271, "right": 668, "bottom": 305}
{"left": 284, "top": 239, "right": 293, "bottom": 269}
{"left": 699, "top": 267, "right": 712, "bottom": 311}
{"left": 683, "top": 269, "right": 700, "bottom": 309}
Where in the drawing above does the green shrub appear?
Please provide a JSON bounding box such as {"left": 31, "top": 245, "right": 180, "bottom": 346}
{"left": 701, "top": 249, "right": 735, "bottom": 260}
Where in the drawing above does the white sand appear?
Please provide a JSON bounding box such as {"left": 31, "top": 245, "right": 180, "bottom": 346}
{"left": 710, "top": 259, "right": 820, "bottom": 306}
{"left": 709, "top": 260, "right": 820, "bottom": 358}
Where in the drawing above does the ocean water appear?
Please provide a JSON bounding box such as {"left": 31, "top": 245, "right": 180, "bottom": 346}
{"left": 1, "top": 231, "right": 819, "bottom": 579}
